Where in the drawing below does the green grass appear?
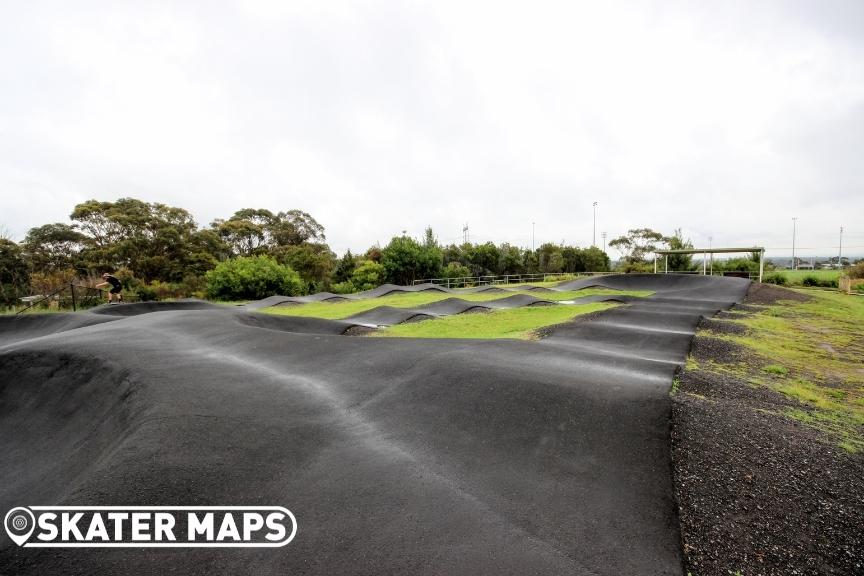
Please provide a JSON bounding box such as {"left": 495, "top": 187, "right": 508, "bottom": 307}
{"left": 374, "top": 302, "right": 618, "bottom": 339}
{"left": 781, "top": 269, "right": 841, "bottom": 285}
{"left": 697, "top": 289, "right": 864, "bottom": 452}
{"left": 762, "top": 364, "right": 788, "bottom": 376}
{"left": 263, "top": 288, "right": 650, "bottom": 320}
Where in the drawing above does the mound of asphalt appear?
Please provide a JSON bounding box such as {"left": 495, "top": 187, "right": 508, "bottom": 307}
{"left": 235, "top": 311, "right": 358, "bottom": 335}
{"left": 344, "top": 305, "right": 437, "bottom": 326}
{"left": 241, "top": 277, "right": 629, "bottom": 312}
{"left": 557, "top": 273, "right": 750, "bottom": 301}
{"left": 355, "top": 283, "right": 450, "bottom": 298}
{"left": 505, "top": 284, "right": 557, "bottom": 292}
{"left": 88, "top": 299, "right": 223, "bottom": 316}
{"left": 345, "top": 294, "right": 560, "bottom": 326}
{"left": 0, "top": 274, "right": 750, "bottom": 575}
{"left": 414, "top": 297, "right": 497, "bottom": 316}
{"left": 465, "top": 285, "right": 507, "bottom": 293}
{"left": 473, "top": 293, "right": 554, "bottom": 308}
{"left": 243, "top": 293, "right": 349, "bottom": 309}
{"left": 0, "top": 313, "right": 119, "bottom": 347}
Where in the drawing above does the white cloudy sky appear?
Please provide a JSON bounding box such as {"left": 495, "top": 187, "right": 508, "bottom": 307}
{"left": 1, "top": 0, "right": 862, "bottom": 259}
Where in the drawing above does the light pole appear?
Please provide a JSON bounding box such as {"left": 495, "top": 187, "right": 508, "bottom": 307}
{"left": 532, "top": 222, "right": 535, "bottom": 252}
{"left": 791, "top": 217, "right": 798, "bottom": 269}
{"left": 839, "top": 226, "right": 844, "bottom": 269}
{"left": 592, "top": 202, "right": 598, "bottom": 247}
{"left": 601, "top": 231, "right": 607, "bottom": 253}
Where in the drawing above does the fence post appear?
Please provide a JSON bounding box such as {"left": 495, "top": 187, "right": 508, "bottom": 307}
{"left": 70, "top": 283, "right": 77, "bottom": 311}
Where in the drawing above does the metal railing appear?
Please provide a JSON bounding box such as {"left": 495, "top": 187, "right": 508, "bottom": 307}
{"left": 16, "top": 284, "right": 106, "bottom": 314}
{"left": 412, "top": 272, "right": 611, "bottom": 289}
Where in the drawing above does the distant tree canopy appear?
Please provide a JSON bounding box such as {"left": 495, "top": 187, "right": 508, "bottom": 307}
{"left": 0, "top": 239, "right": 29, "bottom": 304}
{"left": 3, "top": 198, "right": 335, "bottom": 305}
{"left": 665, "top": 228, "right": 695, "bottom": 271}
{"left": 212, "top": 209, "right": 326, "bottom": 257}
{"left": 4, "top": 196, "right": 627, "bottom": 305}
{"left": 381, "top": 234, "right": 442, "bottom": 285}
{"left": 609, "top": 227, "right": 696, "bottom": 272}
{"left": 57, "top": 198, "right": 226, "bottom": 282}
{"left": 609, "top": 228, "right": 665, "bottom": 266}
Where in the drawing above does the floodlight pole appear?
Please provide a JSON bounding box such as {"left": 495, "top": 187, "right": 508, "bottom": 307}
{"left": 839, "top": 226, "right": 844, "bottom": 269}
{"left": 601, "top": 231, "right": 607, "bottom": 253}
{"left": 792, "top": 217, "right": 798, "bottom": 269}
{"left": 592, "top": 202, "right": 598, "bottom": 247}
{"left": 532, "top": 222, "right": 535, "bottom": 252}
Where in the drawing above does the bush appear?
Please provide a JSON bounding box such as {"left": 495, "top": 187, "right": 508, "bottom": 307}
{"left": 802, "top": 275, "right": 819, "bottom": 287}
{"left": 179, "top": 274, "right": 207, "bottom": 298}
{"left": 763, "top": 272, "right": 788, "bottom": 286}
{"left": 136, "top": 285, "right": 159, "bottom": 301}
{"left": 29, "top": 269, "right": 77, "bottom": 296}
{"left": 617, "top": 261, "right": 653, "bottom": 273}
{"left": 442, "top": 261, "right": 471, "bottom": 279}
{"left": 351, "top": 260, "right": 386, "bottom": 291}
{"left": 205, "top": 255, "right": 303, "bottom": 301}
{"left": 847, "top": 262, "right": 864, "bottom": 280}
{"left": 331, "top": 281, "right": 356, "bottom": 294}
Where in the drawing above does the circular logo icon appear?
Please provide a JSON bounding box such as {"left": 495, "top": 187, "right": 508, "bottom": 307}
{"left": 4, "top": 507, "right": 35, "bottom": 546}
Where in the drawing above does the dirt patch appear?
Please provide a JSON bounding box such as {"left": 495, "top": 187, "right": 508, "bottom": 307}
{"left": 460, "top": 307, "right": 492, "bottom": 314}
{"left": 689, "top": 334, "right": 748, "bottom": 365}
{"left": 342, "top": 325, "right": 377, "bottom": 336}
{"left": 673, "top": 343, "right": 864, "bottom": 575}
{"left": 745, "top": 283, "right": 812, "bottom": 305}
{"left": 698, "top": 317, "right": 748, "bottom": 336}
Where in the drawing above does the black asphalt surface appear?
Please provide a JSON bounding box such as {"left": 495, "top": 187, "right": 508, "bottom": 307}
{"left": 0, "top": 274, "right": 749, "bottom": 575}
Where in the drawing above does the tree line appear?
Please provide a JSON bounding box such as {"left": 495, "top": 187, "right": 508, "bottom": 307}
{"left": 1, "top": 197, "right": 621, "bottom": 304}
{"left": 2, "top": 197, "right": 764, "bottom": 305}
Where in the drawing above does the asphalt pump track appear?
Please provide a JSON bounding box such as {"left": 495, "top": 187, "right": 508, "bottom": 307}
{"left": 0, "top": 274, "right": 749, "bottom": 575}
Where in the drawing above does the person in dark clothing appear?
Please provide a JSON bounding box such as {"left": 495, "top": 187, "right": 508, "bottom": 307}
{"left": 95, "top": 273, "right": 123, "bottom": 303}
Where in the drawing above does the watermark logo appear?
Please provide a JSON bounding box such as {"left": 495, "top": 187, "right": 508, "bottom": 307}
{"left": 3, "top": 506, "right": 297, "bottom": 548}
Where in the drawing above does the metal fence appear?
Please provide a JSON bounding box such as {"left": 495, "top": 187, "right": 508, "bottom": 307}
{"left": 16, "top": 284, "right": 106, "bottom": 314}
{"left": 412, "top": 272, "right": 611, "bottom": 289}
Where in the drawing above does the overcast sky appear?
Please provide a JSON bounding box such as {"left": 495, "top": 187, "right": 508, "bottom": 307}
{"left": 1, "top": 0, "right": 862, "bottom": 259}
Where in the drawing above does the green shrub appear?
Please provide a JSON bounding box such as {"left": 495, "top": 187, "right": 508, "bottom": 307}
{"left": 442, "top": 261, "right": 471, "bottom": 279}
{"left": 179, "top": 274, "right": 207, "bottom": 298}
{"left": 331, "top": 281, "right": 356, "bottom": 294}
{"left": 802, "top": 275, "right": 819, "bottom": 287}
{"left": 136, "top": 285, "right": 158, "bottom": 301}
{"left": 351, "top": 260, "right": 386, "bottom": 291}
{"left": 617, "top": 261, "right": 653, "bottom": 273}
{"left": 763, "top": 272, "right": 788, "bottom": 286}
{"left": 205, "top": 255, "right": 303, "bottom": 301}
{"left": 846, "top": 262, "right": 864, "bottom": 280}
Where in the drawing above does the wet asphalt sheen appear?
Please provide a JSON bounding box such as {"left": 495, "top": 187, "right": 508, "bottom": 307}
{"left": 0, "top": 274, "right": 749, "bottom": 575}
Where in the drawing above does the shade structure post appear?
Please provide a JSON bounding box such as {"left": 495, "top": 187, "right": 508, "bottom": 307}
{"left": 664, "top": 255, "right": 668, "bottom": 273}
{"left": 759, "top": 249, "right": 765, "bottom": 283}
{"left": 654, "top": 255, "right": 657, "bottom": 274}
